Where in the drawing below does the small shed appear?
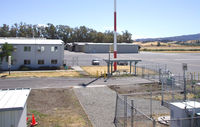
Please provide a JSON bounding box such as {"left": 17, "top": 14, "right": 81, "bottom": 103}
{"left": 170, "top": 101, "right": 200, "bottom": 127}
{"left": 0, "top": 88, "right": 31, "bottom": 127}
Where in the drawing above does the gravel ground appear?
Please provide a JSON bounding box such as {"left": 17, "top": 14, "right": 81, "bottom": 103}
{"left": 74, "top": 86, "right": 116, "bottom": 127}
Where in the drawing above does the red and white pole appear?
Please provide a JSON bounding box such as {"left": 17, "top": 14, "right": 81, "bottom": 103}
{"left": 114, "top": 0, "right": 117, "bottom": 71}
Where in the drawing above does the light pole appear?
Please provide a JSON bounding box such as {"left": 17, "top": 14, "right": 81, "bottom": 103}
{"left": 114, "top": 0, "right": 117, "bottom": 71}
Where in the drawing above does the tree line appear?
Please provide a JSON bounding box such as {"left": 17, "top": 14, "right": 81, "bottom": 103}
{"left": 0, "top": 22, "right": 133, "bottom": 44}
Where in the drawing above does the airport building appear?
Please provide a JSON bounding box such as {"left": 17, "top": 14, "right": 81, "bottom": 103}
{"left": 0, "top": 38, "right": 64, "bottom": 70}
{"left": 66, "top": 42, "right": 139, "bottom": 53}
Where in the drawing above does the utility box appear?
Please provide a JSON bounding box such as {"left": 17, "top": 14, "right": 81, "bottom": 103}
{"left": 0, "top": 88, "right": 31, "bottom": 127}
{"left": 170, "top": 101, "right": 200, "bottom": 127}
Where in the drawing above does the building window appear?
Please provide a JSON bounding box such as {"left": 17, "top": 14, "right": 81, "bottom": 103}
{"left": 38, "top": 60, "right": 44, "bottom": 65}
{"left": 24, "top": 60, "right": 31, "bottom": 65}
{"left": 51, "top": 59, "right": 57, "bottom": 64}
{"left": 51, "top": 46, "right": 58, "bottom": 52}
{"left": 11, "top": 59, "right": 17, "bottom": 65}
{"left": 38, "top": 46, "right": 45, "bottom": 52}
{"left": 24, "top": 46, "right": 31, "bottom": 52}
{"left": 13, "top": 46, "right": 17, "bottom": 52}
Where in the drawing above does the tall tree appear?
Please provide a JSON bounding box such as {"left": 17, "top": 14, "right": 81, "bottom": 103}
{"left": 10, "top": 24, "right": 18, "bottom": 37}
{"left": 122, "top": 30, "right": 132, "bottom": 43}
{"left": 45, "top": 23, "right": 57, "bottom": 39}
{"left": 0, "top": 24, "right": 10, "bottom": 37}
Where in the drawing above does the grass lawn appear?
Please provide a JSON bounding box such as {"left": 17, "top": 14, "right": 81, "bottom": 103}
{"left": 0, "top": 71, "right": 80, "bottom": 78}
{"left": 27, "top": 88, "right": 92, "bottom": 127}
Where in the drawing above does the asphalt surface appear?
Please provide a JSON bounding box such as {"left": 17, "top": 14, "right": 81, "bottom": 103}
{"left": 0, "top": 77, "right": 152, "bottom": 89}
{"left": 64, "top": 50, "right": 200, "bottom": 74}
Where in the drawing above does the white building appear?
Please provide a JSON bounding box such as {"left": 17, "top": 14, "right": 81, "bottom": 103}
{"left": 0, "top": 38, "right": 64, "bottom": 70}
{"left": 71, "top": 42, "right": 139, "bottom": 53}
{"left": 170, "top": 101, "right": 200, "bottom": 127}
{"left": 0, "top": 88, "right": 31, "bottom": 127}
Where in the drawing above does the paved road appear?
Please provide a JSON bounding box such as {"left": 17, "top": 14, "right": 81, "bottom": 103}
{"left": 0, "top": 77, "right": 153, "bottom": 89}
{"left": 64, "top": 50, "right": 200, "bottom": 74}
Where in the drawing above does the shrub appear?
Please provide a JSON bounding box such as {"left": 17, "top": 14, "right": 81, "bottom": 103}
{"left": 38, "top": 66, "right": 58, "bottom": 70}
{"left": 19, "top": 65, "right": 32, "bottom": 71}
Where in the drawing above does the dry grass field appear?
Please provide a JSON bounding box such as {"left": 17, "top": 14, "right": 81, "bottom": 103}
{"left": 81, "top": 66, "right": 156, "bottom": 77}
{"left": 27, "top": 88, "right": 92, "bottom": 127}
{"left": 0, "top": 70, "right": 80, "bottom": 78}
{"left": 134, "top": 41, "right": 200, "bottom": 53}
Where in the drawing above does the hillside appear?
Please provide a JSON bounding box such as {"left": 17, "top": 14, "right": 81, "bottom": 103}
{"left": 136, "top": 33, "right": 200, "bottom": 42}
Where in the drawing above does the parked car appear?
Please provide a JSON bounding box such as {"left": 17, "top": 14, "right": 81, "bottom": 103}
{"left": 117, "top": 61, "right": 128, "bottom": 66}
{"left": 92, "top": 59, "right": 100, "bottom": 65}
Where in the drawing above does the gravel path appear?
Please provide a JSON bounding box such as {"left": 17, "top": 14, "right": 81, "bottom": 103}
{"left": 74, "top": 86, "right": 116, "bottom": 127}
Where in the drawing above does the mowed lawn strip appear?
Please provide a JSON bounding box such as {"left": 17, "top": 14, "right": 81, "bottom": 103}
{"left": 27, "top": 88, "right": 92, "bottom": 127}
{"left": 0, "top": 71, "right": 80, "bottom": 78}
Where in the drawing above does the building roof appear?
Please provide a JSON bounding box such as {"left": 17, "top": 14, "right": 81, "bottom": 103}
{"left": 73, "top": 42, "right": 138, "bottom": 46}
{"left": 0, "top": 38, "right": 63, "bottom": 45}
{"left": 103, "top": 59, "right": 142, "bottom": 62}
{"left": 171, "top": 101, "right": 200, "bottom": 109}
{"left": 0, "top": 88, "right": 31, "bottom": 111}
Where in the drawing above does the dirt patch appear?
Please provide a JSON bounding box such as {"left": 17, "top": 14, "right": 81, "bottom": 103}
{"left": 27, "top": 88, "right": 92, "bottom": 127}
{"left": 109, "top": 83, "right": 161, "bottom": 94}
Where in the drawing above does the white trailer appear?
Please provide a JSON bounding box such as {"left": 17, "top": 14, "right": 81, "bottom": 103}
{"left": 0, "top": 88, "right": 31, "bottom": 127}
{"left": 170, "top": 101, "right": 200, "bottom": 127}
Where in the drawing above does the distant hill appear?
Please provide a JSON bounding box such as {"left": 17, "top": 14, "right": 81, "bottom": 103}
{"left": 136, "top": 33, "right": 200, "bottom": 42}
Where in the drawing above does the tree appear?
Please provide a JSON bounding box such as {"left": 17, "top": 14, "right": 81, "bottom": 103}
{"left": 10, "top": 24, "right": 18, "bottom": 37}
{"left": 0, "top": 23, "right": 134, "bottom": 44}
{"left": 45, "top": 23, "right": 57, "bottom": 39}
{"left": 0, "top": 24, "right": 10, "bottom": 37}
{"left": 0, "top": 43, "right": 14, "bottom": 62}
{"left": 157, "top": 42, "right": 161, "bottom": 46}
{"left": 122, "top": 30, "right": 132, "bottom": 43}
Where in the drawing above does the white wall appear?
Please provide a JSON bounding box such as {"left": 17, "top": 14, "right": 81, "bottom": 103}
{"left": 0, "top": 43, "right": 64, "bottom": 70}
{"left": 0, "top": 107, "right": 26, "bottom": 127}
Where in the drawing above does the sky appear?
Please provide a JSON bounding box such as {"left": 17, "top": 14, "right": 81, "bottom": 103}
{"left": 0, "top": 0, "right": 200, "bottom": 39}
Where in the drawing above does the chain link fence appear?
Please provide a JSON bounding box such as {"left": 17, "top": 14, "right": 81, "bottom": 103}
{"left": 114, "top": 65, "right": 200, "bottom": 127}
{"left": 114, "top": 94, "right": 156, "bottom": 127}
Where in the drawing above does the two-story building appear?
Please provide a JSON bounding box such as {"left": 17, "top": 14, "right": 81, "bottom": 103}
{"left": 0, "top": 38, "right": 64, "bottom": 70}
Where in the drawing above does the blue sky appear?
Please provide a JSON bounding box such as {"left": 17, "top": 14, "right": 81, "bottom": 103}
{"left": 1, "top": 0, "right": 200, "bottom": 39}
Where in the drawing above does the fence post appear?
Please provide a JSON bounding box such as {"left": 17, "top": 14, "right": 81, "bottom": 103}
{"left": 142, "top": 66, "right": 144, "bottom": 78}
{"left": 134, "top": 63, "right": 137, "bottom": 76}
{"left": 131, "top": 100, "right": 134, "bottom": 127}
{"left": 153, "top": 119, "right": 156, "bottom": 127}
{"left": 114, "top": 93, "right": 119, "bottom": 124}
{"left": 159, "top": 68, "right": 161, "bottom": 83}
{"left": 150, "top": 90, "right": 153, "bottom": 118}
{"left": 161, "top": 76, "right": 164, "bottom": 106}
{"left": 124, "top": 96, "right": 127, "bottom": 127}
